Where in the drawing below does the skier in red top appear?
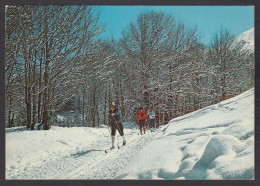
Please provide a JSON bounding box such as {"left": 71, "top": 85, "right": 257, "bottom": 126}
{"left": 136, "top": 107, "right": 148, "bottom": 134}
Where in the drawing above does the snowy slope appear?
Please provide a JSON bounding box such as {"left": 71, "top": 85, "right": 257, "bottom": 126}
{"left": 6, "top": 88, "right": 254, "bottom": 180}
{"left": 236, "top": 28, "right": 254, "bottom": 51}
{"left": 116, "top": 88, "right": 254, "bottom": 180}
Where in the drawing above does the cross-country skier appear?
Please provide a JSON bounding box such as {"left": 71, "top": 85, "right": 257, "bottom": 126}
{"left": 147, "top": 107, "right": 156, "bottom": 132}
{"left": 136, "top": 107, "right": 147, "bottom": 134}
{"left": 109, "top": 103, "right": 126, "bottom": 149}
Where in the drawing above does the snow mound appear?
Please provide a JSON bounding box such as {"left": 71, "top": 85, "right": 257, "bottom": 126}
{"left": 185, "top": 135, "right": 248, "bottom": 180}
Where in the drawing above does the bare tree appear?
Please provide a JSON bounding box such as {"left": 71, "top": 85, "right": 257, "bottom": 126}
{"left": 207, "top": 28, "right": 254, "bottom": 102}
{"left": 5, "top": 5, "right": 104, "bottom": 129}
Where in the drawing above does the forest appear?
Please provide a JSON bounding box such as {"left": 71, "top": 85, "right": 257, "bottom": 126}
{"left": 5, "top": 5, "right": 254, "bottom": 130}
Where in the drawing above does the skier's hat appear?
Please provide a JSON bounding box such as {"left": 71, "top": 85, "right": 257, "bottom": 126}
{"left": 111, "top": 102, "right": 116, "bottom": 108}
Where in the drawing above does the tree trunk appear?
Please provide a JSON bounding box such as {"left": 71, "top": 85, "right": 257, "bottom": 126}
{"left": 31, "top": 52, "right": 37, "bottom": 130}
{"left": 175, "top": 94, "right": 178, "bottom": 117}
{"left": 222, "top": 59, "right": 227, "bottom": 101}
{"left": 25, "top": 51, "right": 32, "bottom": 129}
{"left": 96, "top": 98, "right": 99, "bottom": 126}
{"left": 91, "top": 86, "right": 96, "bottom": 127}
{"left": 8, "top": 91, "right": 12, "bottom": 128}
{"left": 103, "top": 83, "right": 107, "bottom": 125}
{"left": 82, "top": 90, "right": 85, "bottom": 127}
{"left": 11, "top": 113, "right": 15, "bottom": 128}
{"left": 119, "top": 74, "right": 125, "bottom": 120}
{"left": 38, "top": 53, "right": 42, "bottom": 123}
{"left": 42, "top": 54, "right": 50, "bottom": 130}
{"left": 42, "top": 65, "right": 50, "bottom": 130}
{"left": 42, "top": 9, "right": 51, "bottom": 130}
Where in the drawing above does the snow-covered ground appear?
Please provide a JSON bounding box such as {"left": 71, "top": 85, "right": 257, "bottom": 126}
{"left": 236, "top": 27, "right": 254, "bottom": 51}
{"left": 6, "top": 88, "right": 254, "bottom": 180}
{"left": 116, "top": 88, "right": 254, "bottom": 180}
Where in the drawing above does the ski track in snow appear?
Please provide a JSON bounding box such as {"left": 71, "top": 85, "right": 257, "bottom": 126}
{"left": 70, "top": 132, "right": 155, "bottom": 179}
{"left": 7, "top": 128, "right": 159, "bottom": 180}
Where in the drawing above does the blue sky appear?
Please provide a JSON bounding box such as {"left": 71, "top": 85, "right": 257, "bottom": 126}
{"left": 97, "top": 6, "right": 254, "bottom": 45}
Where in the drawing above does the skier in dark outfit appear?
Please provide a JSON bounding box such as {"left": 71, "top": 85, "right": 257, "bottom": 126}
{"left": 109, "top": 103, "right": 126, "bottom": 149}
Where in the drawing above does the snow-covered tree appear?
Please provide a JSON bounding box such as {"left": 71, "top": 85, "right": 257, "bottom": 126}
{"left": 5, "top": 5, "right": 104, "bottom": 129}
{"left": 207, "top": 28, "right": 254, "bottom": 102}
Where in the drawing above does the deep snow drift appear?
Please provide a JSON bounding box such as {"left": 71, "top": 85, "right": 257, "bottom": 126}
{"left": 6, "top": 88, "right": 254, "bottom": 180}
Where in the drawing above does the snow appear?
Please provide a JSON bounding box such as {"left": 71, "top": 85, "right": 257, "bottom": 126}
{"left": 6, "top": 88, "right": 254, "bottom": 180}
{"left": 115, "top": 88, "right": 254, "bottom": 180}
{"left": 236, "top": 27, "right": 254, "bottom": 51}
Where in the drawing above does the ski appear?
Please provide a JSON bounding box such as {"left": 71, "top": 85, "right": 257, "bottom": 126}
{"left": 104, "top": 148, "right": 115, "bottom": 153}
{"left": 105, "top": 143, "right": 126, "bottom": 153}
{"left": 118, "top": 142, "right": 126, "bottom": 149}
